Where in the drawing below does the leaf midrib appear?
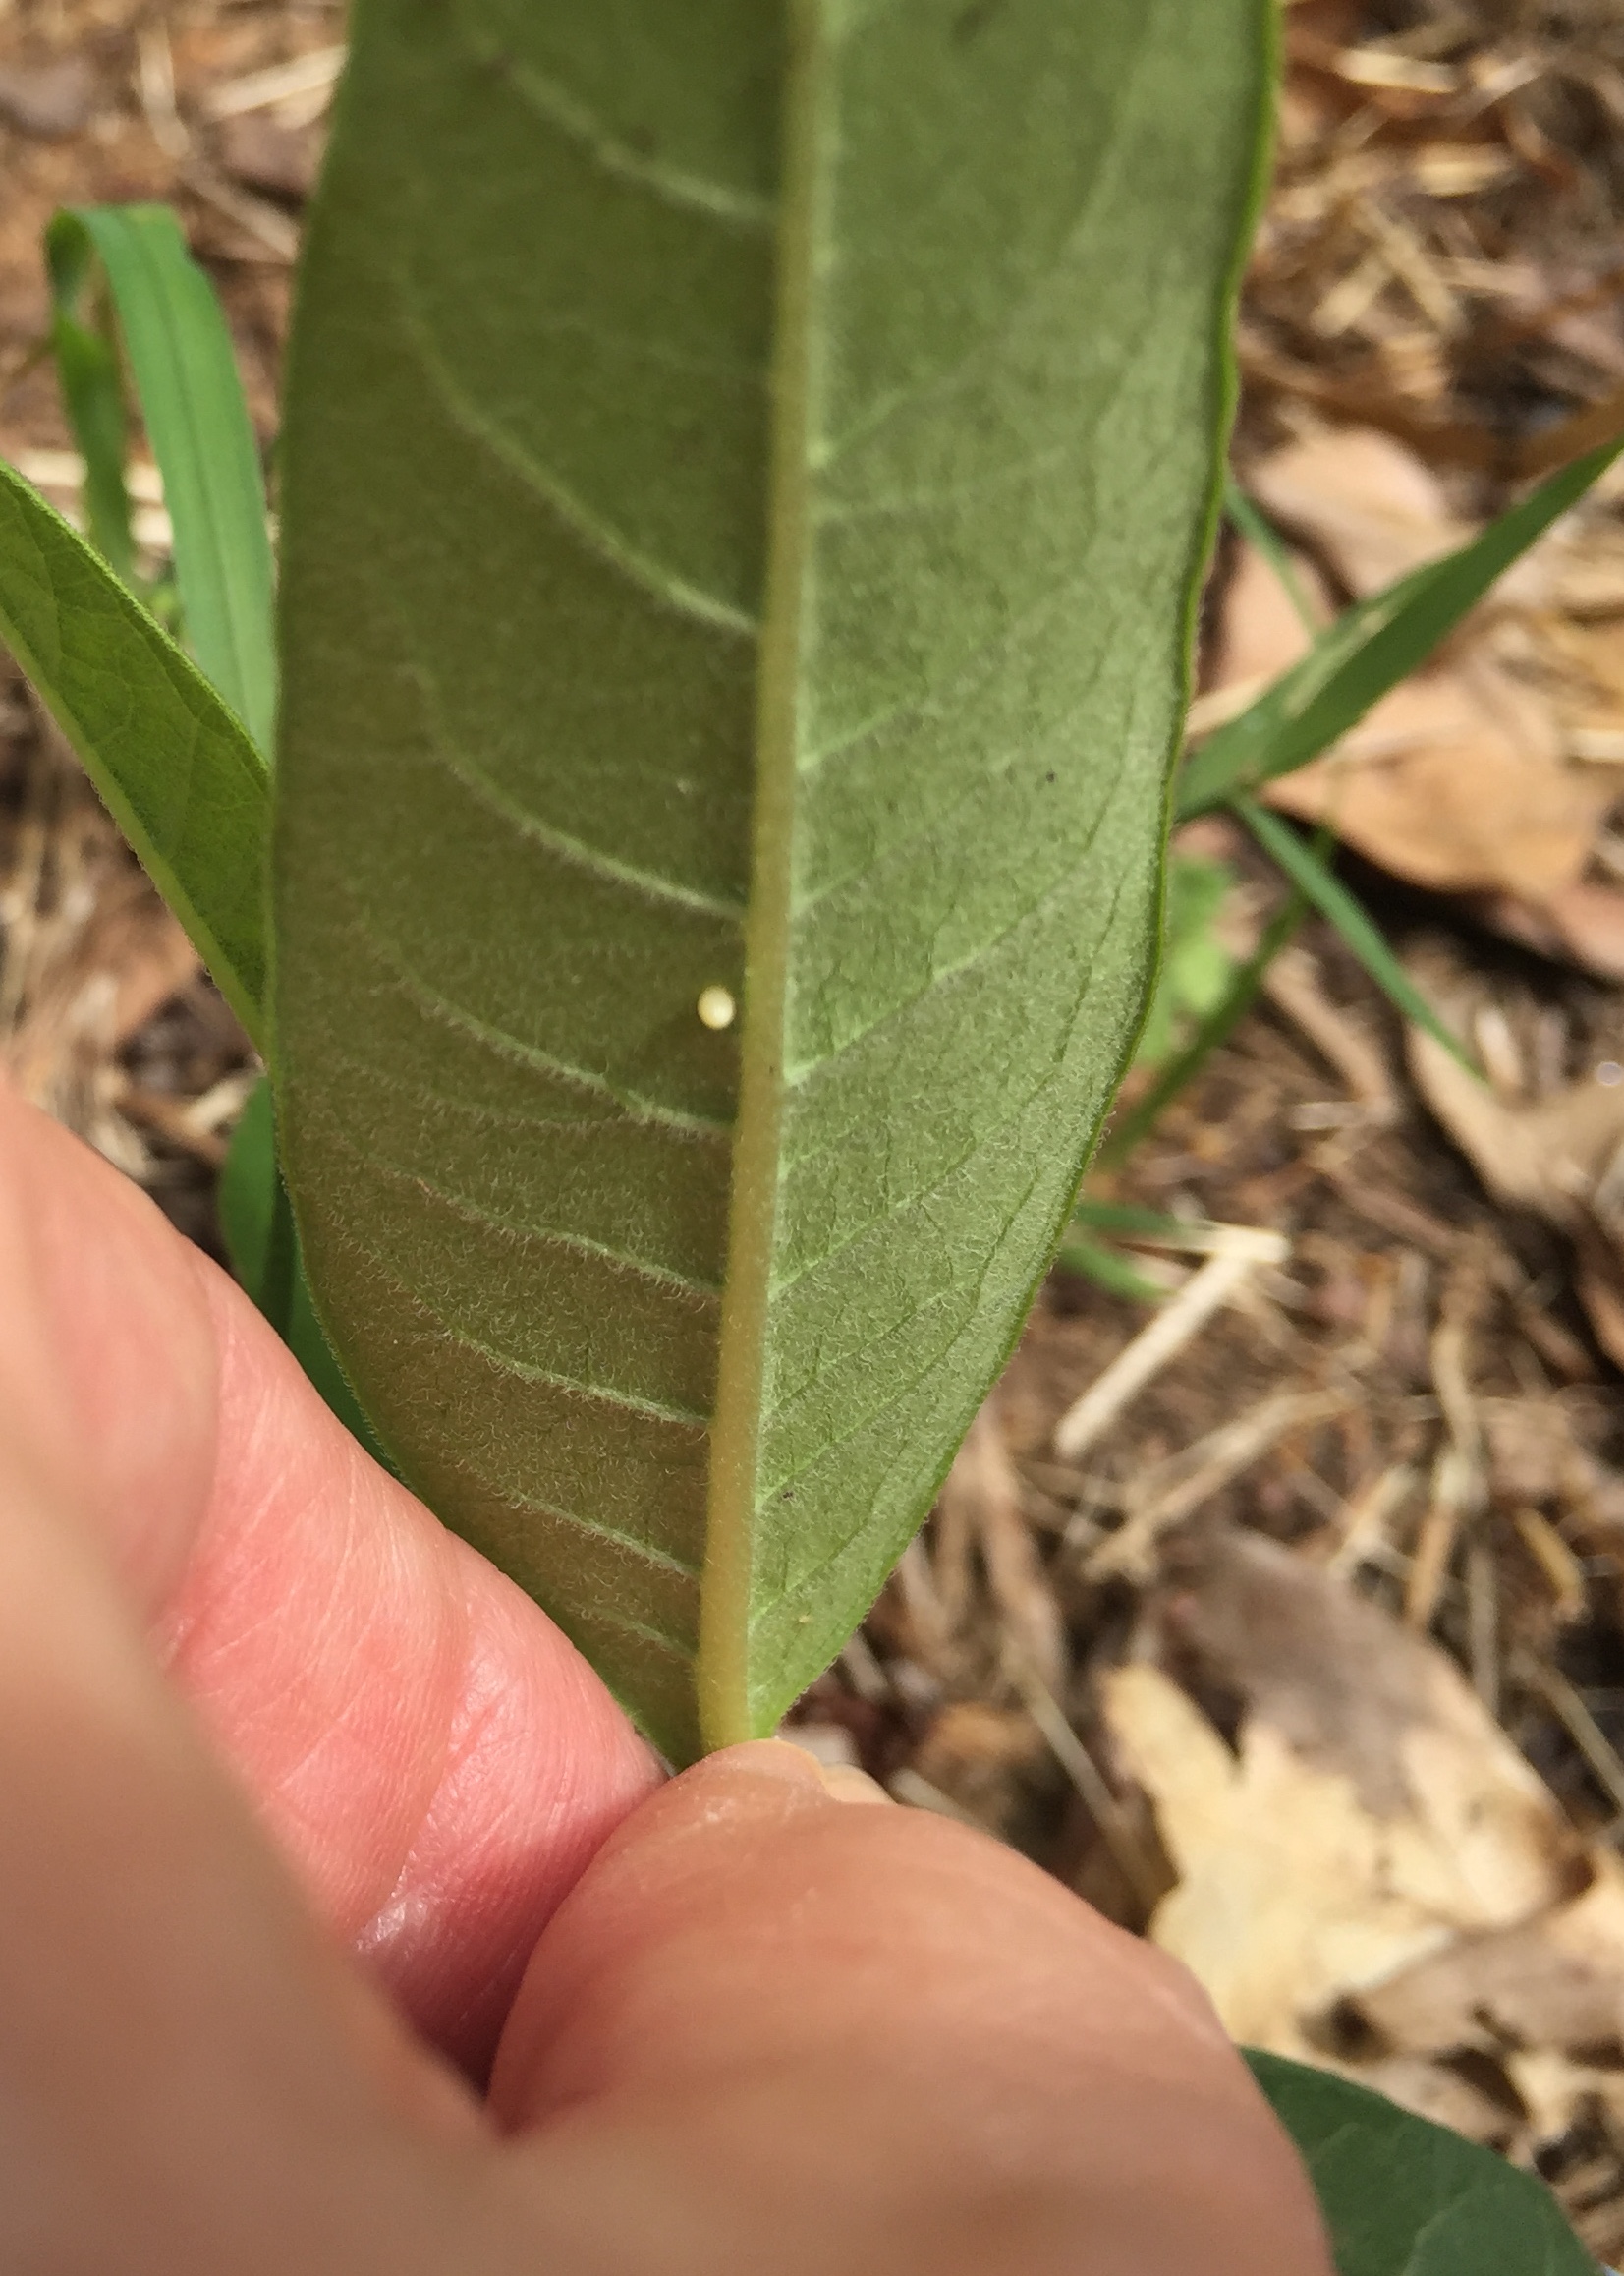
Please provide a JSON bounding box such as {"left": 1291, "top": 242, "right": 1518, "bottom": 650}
{"left": 696, "top": 0, "right": 826, "bottom": 1751}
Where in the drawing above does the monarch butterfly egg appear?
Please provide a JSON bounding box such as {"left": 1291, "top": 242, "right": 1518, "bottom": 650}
{"left": 697, "top": 985, "right": 736, "bottom": 1031}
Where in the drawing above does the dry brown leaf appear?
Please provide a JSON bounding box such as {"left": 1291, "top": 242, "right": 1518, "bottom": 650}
{"left": 1332, "top": 1861, "right": 1624, "bottom": 2177}
{"left": 1267, "top": 661, "right": 1619, "bottom": 897}
{"left": 1208, "top": 539, "right": 1330, "bottom": 692}
{"left": 1349, "top": 1849, "right": 1624, "bottom": 2060}
{"left": 1247, "top": 427, "right": 1470, "bottom": 597}
{"left": 1476, "top": 879, "right": 1624, "bottom": 981}
{"left": 1404, "top": 937, "right": 1624, "bottom": 1374}
{"left": 215, "top": 113, "right": 323, "bottom": 202}
{"left": 1100, "top": 1533, "right": 1579, "bottom": 2057}
{"left": 1206, "top": 483, "right": 1621, "bottom": 900}
{"left": 1351, "top": 2054, "right": 1520, "bottom": 2148}
{"left": 1505, "top": 2048, "right": 1624, "bottom": 2167}
{"left": 1407, "top": 959, "right": 1624, "bottom": 1369}
{"left": 1408, "top": 1038, "right": 1624, "bottom": 1223}
{"left": 0, "top": 59, "right": 95, "bottom": 139}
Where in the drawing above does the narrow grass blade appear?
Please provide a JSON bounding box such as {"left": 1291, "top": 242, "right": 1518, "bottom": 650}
{"left": 48, "top": 206, "right": 277, "bottom": 755}
{"left": 0, "top": 456, "right": 268, "bottom": 1042}
{"left": 45, "top": 224, "right": 137, "bottom": 586}
{"left": 220, "top": 1079, "right": 394, "bottom": 1462}
{"left": 1098, "top": 891, "right": 1306, "bottom": 1166}
{"left": 1073, "top": 1199, "right": 1216, "bottom": 1242}
{"left": 1183, "top": 434, "right": 1624, "bottom": 819}
{"left": 1223, "top": 474, "right": 1316, "bottom": 635}
{"left": 1238, "top": 800, "right": 1474, "bottom": 1072}
{"left": 1055, "top": 1233, "right": 1168, "bottom": 1305}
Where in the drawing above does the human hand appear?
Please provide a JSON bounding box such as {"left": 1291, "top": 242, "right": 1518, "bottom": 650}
{"left": 0, "top": 1081, "right": 1332, "bottom": 2274}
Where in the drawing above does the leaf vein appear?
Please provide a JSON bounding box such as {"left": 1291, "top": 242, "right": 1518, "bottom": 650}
{"left": 783, "top": 804, "right": 1117, "bottom": 1089}
{"left": 410, "top": 683, "right": 747, "bottom": 921}
{"left": 497, "top": 1487, "right": 702, "bottom": 1582}
{"left": 796, "top": 549, "right": 1112, "bottom": 780}
{"left": 340, "top": 1219, "right": 714, "bottom": 1425}
{"left": 355, "top": 920, "right": 732, "bottom": 1135}
{"left": 750, "top": 1166, "right": 1051, "bottom": 1620}
{"left": 396, "top": 284, "right": 760, "bottom": 638}
{"left": 467, "top": 41, "right": 775, "bottom": 232}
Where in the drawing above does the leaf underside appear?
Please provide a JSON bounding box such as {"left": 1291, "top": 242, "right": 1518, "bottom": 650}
{"left": 275, "top": 0, "right": 1272, "bottom": 1760}
{"left": 1247, "top": 2051, "right": 1595, "bottom": 2275}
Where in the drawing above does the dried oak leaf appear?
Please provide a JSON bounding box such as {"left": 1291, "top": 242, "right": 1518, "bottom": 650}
{"left": 1477, "top": 880, "right": 1624, "bottom": 982}
{"left": 1349, "top": 1851, "right": 1624, "bottom": 2062}
{"left": 1100, "top": 1532, "right": 1579, "bottom": 2058}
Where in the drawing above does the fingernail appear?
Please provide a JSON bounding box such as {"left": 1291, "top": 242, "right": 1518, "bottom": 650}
{"left": 816, "top": 1762, "right": 892, "bottom": 1806}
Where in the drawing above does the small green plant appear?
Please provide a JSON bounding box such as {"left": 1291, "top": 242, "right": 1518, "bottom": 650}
{"left": 0, "top": 14, "right": 1608, "bottom": 2266}
{"left": 1134, "top": 852, "right": 1240, "bottom": 1074}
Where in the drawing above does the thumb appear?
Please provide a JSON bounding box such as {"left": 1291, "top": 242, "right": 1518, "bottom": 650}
{"left": 490, "top": 1741, "right": 1333, "bottom": 2276}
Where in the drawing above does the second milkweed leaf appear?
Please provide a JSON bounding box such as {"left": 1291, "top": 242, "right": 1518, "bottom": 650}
{"left": 0, "top": 456, "right": 268, "bottom": 1043}
{"left": 274, "top": 0, "right": 1276, "bottom": 1761}
{"left": 1247, "top": 2051, "right": 1595, "bottom": 2274}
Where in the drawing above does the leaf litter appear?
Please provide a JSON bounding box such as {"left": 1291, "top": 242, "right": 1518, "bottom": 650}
{"left": 7, "top": 0, "right": 1624, "bottom": 2253}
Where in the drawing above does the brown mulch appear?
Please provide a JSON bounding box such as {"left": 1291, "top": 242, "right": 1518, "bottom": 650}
{"left": 7, "top": 0, "right": 1624, "bottom": 2251}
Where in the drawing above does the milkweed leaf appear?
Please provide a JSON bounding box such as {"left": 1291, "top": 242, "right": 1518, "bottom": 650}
{"left": 1248, "top": 2051, "right": 1596, "bottom": 2275}
{"left": 274, "top": 0, "right": 1277, "bottom": 1760}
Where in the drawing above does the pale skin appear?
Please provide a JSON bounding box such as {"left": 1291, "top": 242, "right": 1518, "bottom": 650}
{"left": 0, "top": 1079, "right": 1334, "bottom": 2275}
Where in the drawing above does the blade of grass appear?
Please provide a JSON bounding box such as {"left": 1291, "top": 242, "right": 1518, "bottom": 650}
{"left": 1055, "top": 1233, "right": 1170, "bottom": 1304}
{"left": 47, "top": 206, "right": 277, "bottom": 755}
{"left": 0, "top": 455, "right": 268, "bottom": 1041}
{"left": 44, "top": 224, "right": 136, "bottom": 587}
{"left": 1097, "top": 890, "right": 1306, "bottom": 1166}
{"left": 1183, "top": 434, "right": 1624, "bottom": 820}
{"left": 1073, "top": 1199, "right": 1216, "bottom": 1242}
{"left": 1237, "top": 799, "right": 1474, "bottom": 1072}
{"left": 1224, "top": 473, "right": 1316, "bottom": 635}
